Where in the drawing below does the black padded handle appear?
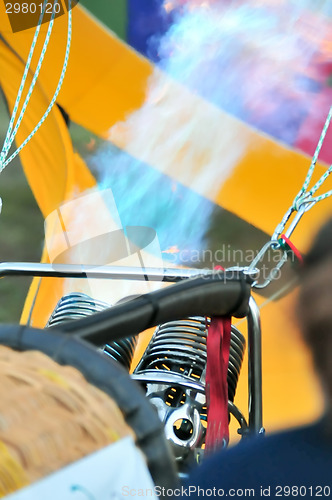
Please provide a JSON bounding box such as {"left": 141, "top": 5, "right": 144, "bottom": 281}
{"left": 58, "top": 270, "right": 251, "bottom": 346}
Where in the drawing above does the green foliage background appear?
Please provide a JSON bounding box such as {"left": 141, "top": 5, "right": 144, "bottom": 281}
{"left": 0, "top": 3, "right": 119, "bottom": 322}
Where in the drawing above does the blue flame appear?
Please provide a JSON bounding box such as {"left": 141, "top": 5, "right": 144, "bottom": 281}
{"left": 88, "top": 143, "right": 217, "bottom": 264}
{"left": 152, "top": 0, "right": 331, "bottom": 145}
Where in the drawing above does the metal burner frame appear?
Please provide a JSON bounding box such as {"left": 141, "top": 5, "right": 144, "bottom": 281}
{"left": 0, "top": 261, "right": 263, "bottom": 436}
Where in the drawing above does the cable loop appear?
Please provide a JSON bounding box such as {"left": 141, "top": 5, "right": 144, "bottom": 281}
{"left": 292, "top": 192, "right": 312, "bottom": 212}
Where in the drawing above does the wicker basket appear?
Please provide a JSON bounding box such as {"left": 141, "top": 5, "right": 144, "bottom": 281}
{"left": 0, "top": 346, "right": 133, "bottom": 497}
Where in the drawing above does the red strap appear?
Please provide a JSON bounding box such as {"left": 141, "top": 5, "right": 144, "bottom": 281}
{"left": 205, "top": 315, "right": 231, "bottom": 453}
{"left": 280, "top": 234, "right": 304, "bottom": 265}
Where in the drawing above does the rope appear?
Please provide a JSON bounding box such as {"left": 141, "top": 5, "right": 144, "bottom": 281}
{"left": 2, "top": 5, "right": 57, "bottom": 162}
{"left": 0, "top": 0, "right": 49, "bottom": 172}
{"left": 295, "top": 106, "right": 332, "bottom": 198}
{"left": 292, "top": 105, "right": 332, "bottom": 209}
{"left": 253, "top": 105, "right": 332, "bottom": 290}
{"left": 273, "top": 105, "right": 332, "bottom": 241}
{"left": 0, "top": 0, "right": 72, "bottom": 174}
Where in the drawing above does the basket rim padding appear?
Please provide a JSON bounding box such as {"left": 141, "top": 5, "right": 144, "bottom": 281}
{"left": 0, "top": 325, "right": 178, "bottom": 490}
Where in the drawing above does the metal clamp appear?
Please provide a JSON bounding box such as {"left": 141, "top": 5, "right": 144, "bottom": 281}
{"left": 272, "top": 199, "right": 316, "bottom": 245}
{"left": 248, "top": 199, "right": 316, "bottom": 289}
{"left": 246, "top": 241, "right": 288, "bottom": 289}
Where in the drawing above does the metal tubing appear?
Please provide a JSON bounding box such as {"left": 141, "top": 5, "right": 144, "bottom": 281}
{"left": 247, "top": 296, "right": 264, "bottom": 435}
{"left": 0, "top": 262, "right": 213, "bottom": 282}
{"left": 283, "top": 201, "right": 315, "bottom": 240}
{"left": 132, "top": 372, "right": 205, "bottom": 394}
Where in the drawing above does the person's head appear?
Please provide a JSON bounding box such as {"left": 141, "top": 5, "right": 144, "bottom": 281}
{"left": 297, "top": 217, "right": 332, "bottom": 407}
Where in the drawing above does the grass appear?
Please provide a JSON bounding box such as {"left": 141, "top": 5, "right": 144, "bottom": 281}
{"left": 0, "top": 96, "right": 101, "bottom": 323}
